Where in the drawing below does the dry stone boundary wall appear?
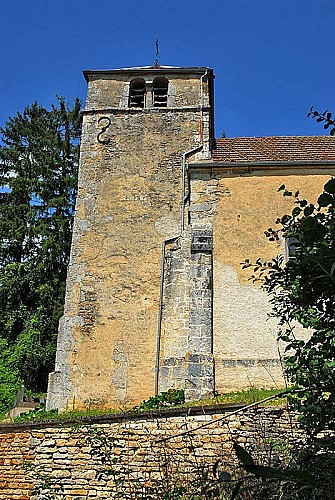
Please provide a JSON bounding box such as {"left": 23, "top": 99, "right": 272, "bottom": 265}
{"left": 0, "top": 406, "right": 302, "bottom": 499}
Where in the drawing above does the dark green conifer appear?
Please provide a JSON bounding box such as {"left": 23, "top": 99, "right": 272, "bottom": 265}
{"left": 0, "top": 98, "right": 81, "bottom": 408}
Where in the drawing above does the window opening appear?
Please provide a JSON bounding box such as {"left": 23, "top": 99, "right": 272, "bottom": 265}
{"left": 129, "top": 78, "right": 146, "bottom": 108}
{"left": 285, "top": 236, "right": 300, "bottom": 260}
{"left": 152, "top": 77, "right": 168, "bottom": 107}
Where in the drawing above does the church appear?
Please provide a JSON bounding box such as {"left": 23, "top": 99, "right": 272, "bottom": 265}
{"left": 46, "top": 65, "right": 335, "bottom": 411}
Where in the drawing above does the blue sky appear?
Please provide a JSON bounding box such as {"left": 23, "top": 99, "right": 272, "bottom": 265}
{"left": 1, "top": 0, "right": 334, "bottom": 138}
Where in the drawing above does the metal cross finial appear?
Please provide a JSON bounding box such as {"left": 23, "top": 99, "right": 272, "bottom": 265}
{"left": 155, "top": 37, "right": 159, "bottom": 67}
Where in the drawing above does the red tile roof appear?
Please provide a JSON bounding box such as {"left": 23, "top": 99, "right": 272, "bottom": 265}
{"left": 212, "top": 136, "right": 335, "bottom": 163}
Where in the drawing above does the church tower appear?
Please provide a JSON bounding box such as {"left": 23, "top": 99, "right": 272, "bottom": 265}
{"left": 47, "top": 66, "right": 215, "bottom": 410}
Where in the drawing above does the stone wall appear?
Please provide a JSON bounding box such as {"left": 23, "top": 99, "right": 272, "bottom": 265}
{"left": 189, "top": 165, "right": 335, "bottom": 392}
{"left": 0, "top": 431, "right": 34, "bottom": 499}
{"left": 47, "top": 63, "right": 335, "bottom": 411}
{"left": 47, "top": 68, "right": 214, "bottom": 411}
{"left": 159, "top": 227, "right": 214, "bottom": 400}
{"left": 0, "top": 405, "right": 302, "bottom": 499}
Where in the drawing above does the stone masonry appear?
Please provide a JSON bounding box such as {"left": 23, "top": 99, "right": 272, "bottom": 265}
{"left": 159, "top": 227, "right": 214, "bottom": 399}
{"left": 47, "top": 64, "right": 335, "bottom": 411}
{"left": 0, "top": 406, "right": 303, "bottom": 499}
{"left": 47, "top": 66, "right": 215, "bottom": 411}
{"left": 188, "top": 166, "right": 335, "bottom": 394}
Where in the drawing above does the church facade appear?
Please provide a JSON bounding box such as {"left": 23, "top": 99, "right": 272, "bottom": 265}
{"left": 46, "top": 65, "right": 335, "bottom": 411}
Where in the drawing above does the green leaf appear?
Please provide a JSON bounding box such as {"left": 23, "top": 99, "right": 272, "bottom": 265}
{"left": 285, "top": 469, "right": 315, "bottom": 483}
{"left": 233, "top": 443, "right": 254, "bottom": 466}
{"left": 318, "top": 192, "right": 334, "bottom": 207}
{"left": 324, "top": 178, "right": 335, "bottom": 194}
{"left": 230, "top": 480, "right": 243, "bottom": 500}
{"left": 300, "top": 216, "right": 316, "bottom": 231}
{"left": 303, "top": 204, "right": 314, "bottom": 216}
{"left": 243, "top": 465, "right": 314, "bottom": 483}
{"left": 292, "top": 207, "right": 301, "bottom": 217}
{"left": 315, "top": 437, "right": 335, "bottom": 449}
{"left": 243, "top": 464, "right": 285, "bottom": 479}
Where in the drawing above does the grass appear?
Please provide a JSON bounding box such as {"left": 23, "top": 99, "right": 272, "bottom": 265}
{"left": 4, "top": 387, "right": 288, "bottom": 424}
{"left": 9, "top": 405, "right": 122, "bottom": 424}
{"left": 184, "top": 387, "right": 287, "bottom": 408}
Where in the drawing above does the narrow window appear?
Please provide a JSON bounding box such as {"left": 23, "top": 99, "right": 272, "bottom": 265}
{"left": 152, "top": 77, "right": 168, "bottom": 107}
{"left": 129, "top": 78, "right": 146, "bottom": 108}
{"left": 285, "top": 236, "right": 300, "bottom": 261}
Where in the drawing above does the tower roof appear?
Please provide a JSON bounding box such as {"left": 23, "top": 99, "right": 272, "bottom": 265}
{"left": 83, "top": 66, "right": 213, "bottom": 81}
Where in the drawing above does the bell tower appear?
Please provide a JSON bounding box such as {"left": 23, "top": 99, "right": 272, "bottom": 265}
{"left": 46, "top": 65, "right": 215, "bottom": 410}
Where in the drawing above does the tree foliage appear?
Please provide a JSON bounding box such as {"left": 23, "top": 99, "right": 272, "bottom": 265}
{"left": 0, "top": 98, "right": 82, "bottom": 403}
{"left": 308, "top": 106, "right": 335, "bottom": 136}
{"left": 244, "top": 177, "right": 335, "bottom": 436}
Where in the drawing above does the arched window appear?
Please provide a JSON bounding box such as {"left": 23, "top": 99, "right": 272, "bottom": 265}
{"left": 129, "top": 78, "right": 146, "bottom": 108}
{"left": 152, "top": 77, "right": 168, "bottom": 107}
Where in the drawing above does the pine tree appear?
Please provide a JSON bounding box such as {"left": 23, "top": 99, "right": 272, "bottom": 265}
{"left": 0, "top": 98, "right": 82, "bottom": 398}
